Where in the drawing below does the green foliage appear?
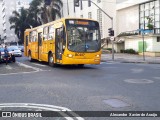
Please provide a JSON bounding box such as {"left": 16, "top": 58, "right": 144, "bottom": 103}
{"left": 9, "top": 0, "right": 63, "bottom": 44}
{"left": 121, "top": 49, "right": 137, "bottom": 54}
{"left": 146, "top": 16, "right": 154, "bottom": 30}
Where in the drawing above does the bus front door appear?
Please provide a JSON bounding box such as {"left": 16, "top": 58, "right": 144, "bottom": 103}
{"left": 38, "top": 32, "right": 42, "bottom": 60}
{"left": 55, "top": 28, "right": 63, "bottom": 62}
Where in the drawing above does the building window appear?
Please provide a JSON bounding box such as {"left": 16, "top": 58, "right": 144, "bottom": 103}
{"left": 97, "top": 0, "right": 101, "bottom": 3}
{"left": 97, "top": 9, "right": 102, "bottom": 37}
{"left": 18, "top": 1, "right": 21, "bottom": 5}
{"left": 88, "top": 12, "right": 92, "bottom": 19}
{"left": 80, "top": 15, "right": 83, "bottom": 18}
{"left": 157, "top": 37, "right": 160, "bottom": 42}
{"left": 139, "top": 0, "right": 160, "bottom": 34}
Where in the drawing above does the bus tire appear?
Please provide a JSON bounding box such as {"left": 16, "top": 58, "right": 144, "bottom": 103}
{"left": 48, "top": 53, "right": 55, "bottom": 67}
{"left": 28, "top": 51, "right": 33, "bottom": 62}
{"left": 12, "top": 55, "right": 16, "bottom": 62}
{"left": 78, "top": 64, "right": 84, "bottom": 68}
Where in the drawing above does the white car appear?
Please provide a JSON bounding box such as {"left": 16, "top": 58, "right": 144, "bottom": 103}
{"left": 8, "top": 46, "right": 22, "bottom": 57}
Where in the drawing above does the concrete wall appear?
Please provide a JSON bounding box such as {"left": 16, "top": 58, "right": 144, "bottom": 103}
{"left": 125, "top": 36, "right": 160, "bottom": 52}
{"left": 116, "top": 5, "right": 139, "bottom": 35}
{"left": 152, "top": 37, "right": 160, "bottom": 52}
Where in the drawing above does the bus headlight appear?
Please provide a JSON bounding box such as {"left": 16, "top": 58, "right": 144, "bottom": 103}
{"left": 95, "top": 55, "right": 100, "bottom": 58}
{"left": 67, "top": 54, "right": 73, "bottom": 58}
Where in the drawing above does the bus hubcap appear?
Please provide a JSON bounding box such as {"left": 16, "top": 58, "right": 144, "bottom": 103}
{"left": 50, "top": 56, "right": 53, "bottom": 63}
{"left": 29, "top": 55, "right": 31, "bottom": 60}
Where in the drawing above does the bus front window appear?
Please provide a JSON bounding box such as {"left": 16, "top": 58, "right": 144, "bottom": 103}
{"left": 66, "top": 20, "right": 101, "bottom": 52}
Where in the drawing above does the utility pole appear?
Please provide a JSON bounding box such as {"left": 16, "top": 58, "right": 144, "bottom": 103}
{"left": 89, "top": 0, "right": 114, "bottom": 60}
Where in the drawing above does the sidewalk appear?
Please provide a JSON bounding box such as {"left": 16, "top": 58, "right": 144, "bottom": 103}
{"left": 101, "top": 53, "right": 160, "bottom": 64}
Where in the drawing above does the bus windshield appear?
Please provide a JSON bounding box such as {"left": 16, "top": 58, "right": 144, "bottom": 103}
{"left": 66, "top": 19, "right": 101, "bottom": 52}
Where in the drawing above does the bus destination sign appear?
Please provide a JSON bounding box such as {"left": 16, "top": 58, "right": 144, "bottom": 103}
{"left": 75, "top": 21, "right": 89, "bottom": 25}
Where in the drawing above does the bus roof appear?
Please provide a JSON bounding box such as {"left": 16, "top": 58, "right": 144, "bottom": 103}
{"left": 25, "top": 17, "right": 98, "bottom": 32}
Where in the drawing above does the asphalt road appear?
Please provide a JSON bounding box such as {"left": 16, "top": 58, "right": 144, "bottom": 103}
{"left": 0, "top": 55, "right": 160, "bottom": 120}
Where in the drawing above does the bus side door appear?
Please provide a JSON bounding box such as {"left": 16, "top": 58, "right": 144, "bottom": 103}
{"left": 24, "top": 35, "right": 28, "bottom": 56}
{"left": 38, "top": 32, "right": 42, "bottom": 60}
{"left": 55, "top": 27, "right": 64, "bottom": 61}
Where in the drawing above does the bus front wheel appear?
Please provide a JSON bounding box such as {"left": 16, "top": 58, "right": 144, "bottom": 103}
{"left": 48, "top": 53, "right": 55, "bottom": 67}
{"left": 78, "top": 64, "right": 84, "bottom": 68}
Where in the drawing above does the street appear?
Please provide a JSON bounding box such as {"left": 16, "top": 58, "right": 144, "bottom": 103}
{"left": 0, "top": 55, "right": 160, "bottom": 120}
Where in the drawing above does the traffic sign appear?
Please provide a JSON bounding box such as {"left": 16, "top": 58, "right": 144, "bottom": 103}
{"left": 110, "top": 37, "right": 114, "bottom": 41}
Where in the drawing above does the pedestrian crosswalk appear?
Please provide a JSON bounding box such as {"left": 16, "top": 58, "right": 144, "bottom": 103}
{"left": 0, "top": 62, "right": 50, "bottom": 76}
{"left": 5, "top": 65, "right": 13, "bottom": 70}
{"left": 100, "top": 61, "right": 119, "bottom": 65}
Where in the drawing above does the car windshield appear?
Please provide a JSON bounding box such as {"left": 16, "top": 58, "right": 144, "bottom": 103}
{"left": 0, "top": 47, "right": 12, "bottom": 52}
{"left": 66, "top": 19, "right": 101, "bottom": 52}
{"left": 0, "top": 48, "right": 4, "bottom": 52}
{"left": 9, "top": 46, "right": 19, "bottom": 50}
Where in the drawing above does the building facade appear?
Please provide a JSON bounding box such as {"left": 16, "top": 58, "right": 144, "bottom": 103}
{"left": 116, "top": 0, "right": 160, "bottom": 56}
{"left": 62, "top": 0, "right": 116, "bottom": 39}
{"left": 0, "top": 0, "right": 29, "bottom": 44}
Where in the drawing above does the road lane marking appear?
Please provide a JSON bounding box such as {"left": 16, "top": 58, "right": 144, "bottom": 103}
{"left": 0, "top": 70, "right": 50, "bottom": 76}
{"left": 5, "top": 65, "right": 12, "bottom": 70}
{"left": 0, "top": 62, "right": 51, "bottom": 76}
{"left": 31, "top": 63, "right": 47, "bottom": 67}
{"left": 0, "top": 71, "right": 39, "bottom": 76}
{"left": 0, "top": 103, "right": 84, "bottom": 120}
{"left": 16, "top": 62, "right": 43, "bottom": 71}
{"left": 124, "top": 79, "right": 154, "bottom": 84}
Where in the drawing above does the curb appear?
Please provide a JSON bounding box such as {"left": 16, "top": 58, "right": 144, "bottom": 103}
{"left": 101, "top": 60, "right": 160, "bottom": 64}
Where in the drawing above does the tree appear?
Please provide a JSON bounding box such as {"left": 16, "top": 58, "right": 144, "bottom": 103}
{"left": 29, "top": 0, "right": 63, "bottom": 24}
{"left": 146, "top": 16, "right": 154, "bottom": 30}
{"left": 29, "top": 0, "right": 43, "bottom": 27}
{"left": 38, "top": 0, "right": 63, "bottom": 23}
{"left": 9, "top": 8, "right": 31, "bottom": 44}
{"left": 9, "top": 0, "right": 63, "bottom": 43}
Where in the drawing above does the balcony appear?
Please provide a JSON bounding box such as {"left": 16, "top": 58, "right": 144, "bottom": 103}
{"left": 2, "top": 6, "right": 5, "bottom": 12}
{"left": 2, "top": 13, "right": 5, "bottom": 18}
{"left": 117, "top": 28, "right": 160, "bottom": 38}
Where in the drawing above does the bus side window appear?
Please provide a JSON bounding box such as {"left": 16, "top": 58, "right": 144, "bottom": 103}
{"left": 26, "top": 35, "right": 28, "bottom": 46}
{"left": 43, "top": 26, "right": 48, "bottom": 41}
{"left": 30, "top": 31, "right": 37, "bottom": 42}
{"left": 48, "top": 25, "right": 54, "bottom": 40}
{"left": 29, "top": 32, "right": 32, "bottom": 42}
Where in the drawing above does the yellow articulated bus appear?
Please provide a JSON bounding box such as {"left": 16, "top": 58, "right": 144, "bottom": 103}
{"left": 24, "top": 18, "right": 101, "bottom": 67}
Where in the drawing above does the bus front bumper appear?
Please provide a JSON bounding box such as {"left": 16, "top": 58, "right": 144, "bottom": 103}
{"left": 62, "top": 57, "right": 101, "bottom": 65}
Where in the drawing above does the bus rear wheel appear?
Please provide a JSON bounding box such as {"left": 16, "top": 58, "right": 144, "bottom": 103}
{"left": 48, "top": 53, "right": 55, "bottom": 67}
{"left": 28, "top": 52, "right": 33, "bottom": 62}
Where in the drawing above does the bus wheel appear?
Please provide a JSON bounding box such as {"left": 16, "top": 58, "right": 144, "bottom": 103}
{"left": 48, "top": 53, "right": 55, "bottom": 67}
{"left": 28, "top": 52, "right": 33, "bottom": 62}
{"left": 12, "top": 55, "right": 16, "bottom": 62}
{"left": 78, "top": 64, "right": 84, "bottom": 68}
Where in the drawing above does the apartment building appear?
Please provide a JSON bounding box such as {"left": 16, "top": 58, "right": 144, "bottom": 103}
{"left": 0, "top": 0, "right": 29, "bottom": 44}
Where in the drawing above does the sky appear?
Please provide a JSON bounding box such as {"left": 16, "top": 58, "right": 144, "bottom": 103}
{"left": 117, "top": 0, "right": 127, "bottom": 3}
{"left": 20, "top": 0, "right": 32, "bottom": 3}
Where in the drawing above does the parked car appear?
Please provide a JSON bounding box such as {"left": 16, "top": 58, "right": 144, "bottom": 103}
{"left": 8, "top": 46, "right": 22, "bottom": 57}
{"left": 0, "top": 47, "right": 16, "bottom": 63}
{"left": 18, "top": 45, "right": 24, "bottom": 52}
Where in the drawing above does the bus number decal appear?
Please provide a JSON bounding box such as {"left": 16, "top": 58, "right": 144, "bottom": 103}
{"left": 75, "top": 53, "right": 85, "bottom": 56}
